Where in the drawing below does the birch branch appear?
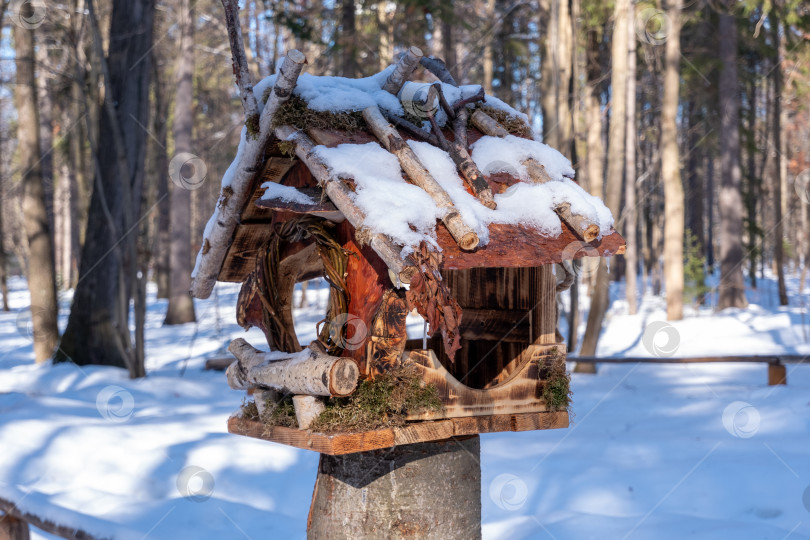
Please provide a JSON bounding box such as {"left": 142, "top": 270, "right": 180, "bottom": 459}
{"left": 227, "top": 338, "right": 359, "bottom": 397}
{"left": 221, "top": 0, "right": 259, "bottom": 133}
{"left": 471, "top": 110, "right": 600, "bottom": 242}
{"left": 382, "top": 46, "right": 423, "bottom": 95}
{"left": 363, "top": 106, "right": 480, "bottom": 251}
{"left": 273, "top": 125, "right": 418, "bottom": 284}
{"left": 191, "top": 49, "right": 306, "bottom": 299}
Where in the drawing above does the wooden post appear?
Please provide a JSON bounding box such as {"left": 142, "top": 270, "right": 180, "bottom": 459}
{"left": 768, "top": 363, "right": 787, "bottom": 386}
{"left": 307, "top": 436, "right": 482, "bottom": 539}
{"left": 0, "top": 514, "right": 30, "bottom": 540}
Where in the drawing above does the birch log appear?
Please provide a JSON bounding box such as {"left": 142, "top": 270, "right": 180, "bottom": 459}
{"left": 191, "top": 50, "right": 307, "bottom": 299}
{"left": 227, "top": 338, "right": 359, "bottom": 397}
{"left": 293, "top": 395, "right": 326, "bottom": 429}
{"left": 471, "top": 109, "right": 600, "bottom": 242}
{"left": 273, "top": 125, "right": 418, "bottom": 284}
{"left": 363, "top": 106, "right": 479, "bottom": 251}
{"left": 382, "top": 46, "right": 423, "bottom": 94}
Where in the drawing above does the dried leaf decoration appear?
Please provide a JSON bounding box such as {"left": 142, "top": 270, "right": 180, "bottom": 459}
{"left": 405, "top": 245, "right": 463, "bottom": 363}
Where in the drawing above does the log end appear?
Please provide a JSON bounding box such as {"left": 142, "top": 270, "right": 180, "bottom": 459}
{"left": 329, "top": 358, "right": 361, "bottom": 397}
{"left": 582, "top": 224, "right": 601, "bottom": 243}
{"left": 399, "top": 265, "right": 418, "bottom": 285}
{"left": 408, "top": 46, "right": 424, "bottom": 58}
{"left": 459, "top": 232, "right": 480, "bottom": 251}
{"left": 479, "top": 190, "right": 497, "bottom": 210}
{"left": 286, "top": 49, "right": 307, "bottom": 64}
{"left": 190, "top": 276, "right": 214, "bottom": 300}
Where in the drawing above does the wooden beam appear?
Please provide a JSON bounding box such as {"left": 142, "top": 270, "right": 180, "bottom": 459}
{"left": 571, "top": 355, "right": 784, "bottom": 365}
{"left": 0, "top": 498, "right": 100, "bottom": 540}
{"left": 228, "top": 410, "right": 568, "bottom": 455}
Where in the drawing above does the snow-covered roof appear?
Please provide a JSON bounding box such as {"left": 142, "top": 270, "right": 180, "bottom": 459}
{"left": 193, "top": 58, "right": 625, "bottom": 291}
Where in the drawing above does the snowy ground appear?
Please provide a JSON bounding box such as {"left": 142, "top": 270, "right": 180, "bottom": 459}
{"left": 1, "top": 271, "right": 809, "bottom": 539}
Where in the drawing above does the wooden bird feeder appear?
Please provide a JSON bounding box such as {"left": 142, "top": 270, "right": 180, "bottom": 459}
{"left": 192, "top": 48, "right": 625, "bottom": 456}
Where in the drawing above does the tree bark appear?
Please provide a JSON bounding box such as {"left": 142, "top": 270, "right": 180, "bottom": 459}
{"left": 624, "top": 10, "right": 638, "bottom": 315}
{"left": 152, "top": 54, "right": 170, "bottom": 299}
{"left": 56, "top": 0, "right": 156, "bottom": 375}
{"left": 226, "top": 338, "right": 359, "bottom": 397}
{"left": 716, "top": 10, "right": 748, "bottom": 310}
{"left": 14, "top": 24, "right": 60, "bottom": 363}
{"left": 770, "top": 17, "right": 788, "bottom": 306}
{"left": 580, "top": 0, "right": 628, "bottom": 357}
{"left": 165, "top": 0, "right": 197, "bottom": 324}
{"left": 661, "top": 0, "right": 684, "bottom": 321}
{"left": 339, "top": 0, "right": 358, "bottom": 77}
{"left": 308, "top": 436, "right": 482, "bottom": 539}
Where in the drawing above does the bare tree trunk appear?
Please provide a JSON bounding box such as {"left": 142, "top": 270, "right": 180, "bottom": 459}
{"left": 35, "top": 42, "right": 55, "bottom": 233}
{"left": 770, "top": 17, "right": 788, "bottom": 306}
{"left": 56, "top": 0, "right": 155, "bottom": 376}
{"left": 0, "top": 128, "right": 9, "bottom": 312}
{"left": 308, "top": 437, "right": 482, "bottom": 539}
{"left": 152, "top": 55, "right": 170, "bottom": 299}
{"left": 716, "top": 10, "right": 748, "bottom": 310}
{"left": 661, "top": 0, "right": 684, "bottom": 320}
{"left": 441, "top": 0, "right": 457, "bottom": 81}
{"left": 624, "top": 9, "right": 638, "bottom": 315}
{"left": 580, "top": 0, "right": 628, "bottom": 357}
{"left": 14, "top": 24, "right": 60, "bottom": 363}
{"left": 377, "top": 2, "right": 394, "bottom": 70}
{"left": 482, "top": 0, "right": 495, "bottom": 94}
{"left": 165, "top": 0, "right": 197, "bottom": 324}
{"left": 339, "top": 0, "right": 357, "bottom": 77}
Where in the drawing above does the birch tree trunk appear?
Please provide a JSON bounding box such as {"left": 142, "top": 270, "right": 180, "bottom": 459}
{"left": 624, "top": 8, "right": 638, "bottom": 315}
{"left": 661, "top": 0, "right": 684, "bottom": 321}
{"left": 165, "top": 0, "right": 197, "bottom": 324}
{"left": 14, "top": 24, "right": 60, "bottom": 363}
{"left": 308, "top": 437, "right": 482, "bottom": 539}
{"left": 716, "top": 9, "right": 748, "bottom": 310}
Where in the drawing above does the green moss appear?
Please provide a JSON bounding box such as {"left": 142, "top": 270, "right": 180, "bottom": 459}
{"left": 309, "top": 364, "right": 441, "bottom": 434}
{"left": 271, "top": 96, "right": 365, "bottom": 132}
{"left": 240, "top": 398, "right": 260, "bottom": 421}
{"left": 276, "top": 139, "right": 297, "bottom": 158}
{"left": 262, "top": 86, "right": 272, "bottom": 104}
{"left": 245, "top": 113, "right": 261, "bottom": 139}
{"left": 537, "top": 347, "right": 573, "bottom": 412}
{"left": 264, "top": 395, "right": 298, "bottom": 428}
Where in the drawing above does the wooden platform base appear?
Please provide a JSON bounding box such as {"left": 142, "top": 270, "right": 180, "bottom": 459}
{"left": 228, "top": 410, "right": 569, "bottom": 455}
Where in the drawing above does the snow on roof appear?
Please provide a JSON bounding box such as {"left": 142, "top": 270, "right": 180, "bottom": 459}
{"left": 195, "top": 63, "right": 617, "bottom": 281}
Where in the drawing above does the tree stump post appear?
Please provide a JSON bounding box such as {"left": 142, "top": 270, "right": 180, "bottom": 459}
{"left": 307, "top": 436, "right": 482, "bottom": 539}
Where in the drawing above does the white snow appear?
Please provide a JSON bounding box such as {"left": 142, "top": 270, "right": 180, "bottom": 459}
{"left": 259, "top": 181, "right": 316, "bottom": 205}
{"left": 1, "top": 271, "right": 809, "bottom": 539}
{"left": 470, "top": 134, "right": 575, "bottom": 182}
{"left": 313, "top": 142, "right": 443, "bottom": 249}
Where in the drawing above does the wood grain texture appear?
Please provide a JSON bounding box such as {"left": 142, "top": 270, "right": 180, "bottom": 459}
{"left": 403, "top": 346, "right": 564, "bottom": 420}
{"left": 227, "top": 410, "right": 568, "bottom": 455}
{"left": 438, "top": 224, "right": 625, "bottom": 270}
